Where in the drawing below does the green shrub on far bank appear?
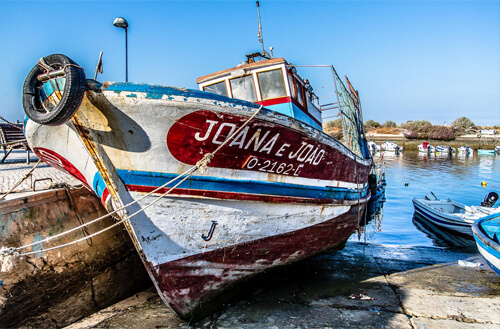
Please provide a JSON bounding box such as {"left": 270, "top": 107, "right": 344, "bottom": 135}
{"left": 401, "top": 120, "right": 431, "bottom": 131}
{"left": 383, "top": 120, "right": 397, "bottom": 128}
{"left": 328, "top": 130, "right": 344, "bottom": 140}
{"left": 365, "top": 119, "right": 381, "bottom": 129}
{"left": 452, "top": 117, "right": 475, "bottom": 133}
{"left": 324, "top": 118, "right": 343, "bottom": 131}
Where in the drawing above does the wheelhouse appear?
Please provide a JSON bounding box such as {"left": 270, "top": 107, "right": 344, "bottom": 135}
{"left": 196, "top": 56, "right": 322, "bottom": 130}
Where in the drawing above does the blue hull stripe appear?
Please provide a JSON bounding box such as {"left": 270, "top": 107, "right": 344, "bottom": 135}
{"left": 474, "top": 236, "right": 500, "bottom": 275}
{"left": 116, "top": 169, "right": 367, "bottom": 201}
{"left": 92, "top": 172, "right": 107, "bottom": 199}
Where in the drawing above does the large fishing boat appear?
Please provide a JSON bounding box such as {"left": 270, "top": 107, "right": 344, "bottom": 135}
{"left": 20, "top": 47, "right": 372, "bottom": 320}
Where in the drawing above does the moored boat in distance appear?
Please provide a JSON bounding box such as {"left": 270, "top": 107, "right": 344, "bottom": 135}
{"left": 381, "top": 141, "right": 402, "bottom": 153}
{"left": 478, "top": 149, "right": 496, "bottom": 155}
{"left": 457, "top": 145, "right": 473, "bottom": 156}
{"left": 417, "top": 142, "right": 434, "bottom": 153}
{"left": 367, "top": 141, "right": 381, "bottom": 155}
{"left": 21, "top": 48, "right": 373, "bottom": 320}
{"left": 435, "top": 145, "right": 455, "bottom": 154}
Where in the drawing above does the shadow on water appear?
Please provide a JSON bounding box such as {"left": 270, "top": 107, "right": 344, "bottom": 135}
{"left": 411, "top": 213, "right": 477, "bottom": 252}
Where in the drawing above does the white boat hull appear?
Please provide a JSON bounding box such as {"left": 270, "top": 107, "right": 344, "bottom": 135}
{"left": 25, "top": 82, "right": 372, "bottom": 320}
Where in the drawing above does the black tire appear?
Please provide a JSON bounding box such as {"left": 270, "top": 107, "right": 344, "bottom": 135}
{"left": 23, "top": 54, "right": 86, "bottom": 126}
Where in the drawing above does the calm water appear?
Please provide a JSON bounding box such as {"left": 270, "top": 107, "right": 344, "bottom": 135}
{"left": 352, "top": 151, "right": 500, "bottom": 251}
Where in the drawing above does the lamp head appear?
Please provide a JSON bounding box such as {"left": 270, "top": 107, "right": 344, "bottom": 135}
{"left": 113, "top": 17, "right": 128, "bottom": 29}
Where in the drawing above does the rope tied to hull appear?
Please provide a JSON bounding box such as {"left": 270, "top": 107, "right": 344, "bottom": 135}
{"left": 0, "top": 105, "right": 263, "bottom": 271}
{"left": 196, "top": 153, "right": 214, "bottom": 174}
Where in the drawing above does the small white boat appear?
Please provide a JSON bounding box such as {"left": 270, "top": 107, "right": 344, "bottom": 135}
{"left": 417, "top": 142, "right": 434, "bottom": 153}
{"left": 457, "top": 146, "right": 473, "bottom": 155}
{"left": 435, "top": 145, "right": 454, "bottom": 154}
{"left": 412, "top": 192, "right": 499, "bottom": 236}
{"left": 367, "top": 141, "right": 381, "bottom": 155}
{"left": 381, "top": 141, "right": 402, "bottom": 153}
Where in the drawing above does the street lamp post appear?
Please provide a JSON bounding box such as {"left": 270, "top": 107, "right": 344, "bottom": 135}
{"left": 113, "top": 17, "right": 129, "bottom": 82}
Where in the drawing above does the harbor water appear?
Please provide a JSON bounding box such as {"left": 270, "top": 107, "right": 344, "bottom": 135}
{"left": 354, "top": 150, "right": 500, "bottom": 250}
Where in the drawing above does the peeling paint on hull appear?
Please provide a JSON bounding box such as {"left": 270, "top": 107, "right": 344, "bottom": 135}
{"left": 151, "top": 204, "right": 364, "bottom": 320}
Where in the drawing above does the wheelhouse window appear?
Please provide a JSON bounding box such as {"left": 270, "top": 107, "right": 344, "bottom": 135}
{"left": 257, "top": 69, "right": 286, "bottom": 100}
{"left": 203, "top": 81, "right": 228, "bottom": 97}
{"left": 295, "top": 80, "right": 306, "bottom": 107}
{"left": 288, "top": 74, "right": 297, "bottom": 99}
{"left": 230, "top": 75, "right": 257, "bottom": 102}
{"left": 287, "top": 73, "right": 306, "bottom": 108}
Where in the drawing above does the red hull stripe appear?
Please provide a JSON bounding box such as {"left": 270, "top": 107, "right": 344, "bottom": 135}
{"left": 256, "top": 96, "right": 292, "bottom": 107}
{"left": 127, "top": 184, "right": 345, "bottom": 204}
{"left": 101, "top": 187, "right": 110, "bottom": 208}
{"left": 256, "top": 97, "right": 322, "bottom": 127}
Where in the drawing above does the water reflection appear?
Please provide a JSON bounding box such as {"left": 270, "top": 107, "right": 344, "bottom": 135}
{"left": 361, "top": 189, "right": 386, "bottom": 228}
{"left": 412, "top": 213, "right": 477, "bottom": 252}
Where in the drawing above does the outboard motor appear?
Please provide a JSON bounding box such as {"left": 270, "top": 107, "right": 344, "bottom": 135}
{"left": 481, "top": 192, "right": 499, "bottom": 208}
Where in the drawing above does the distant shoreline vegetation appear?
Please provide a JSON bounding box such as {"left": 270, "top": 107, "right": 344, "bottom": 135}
{"left": 323, "top": 117, "right": 500, "bottom": 141}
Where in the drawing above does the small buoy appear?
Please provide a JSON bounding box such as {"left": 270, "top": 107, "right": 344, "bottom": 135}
{"left": 481, "top": 181, "right": 487, "bottom": 187}
{"left": 404, "top": 182, "right": 409, "bottom": 186}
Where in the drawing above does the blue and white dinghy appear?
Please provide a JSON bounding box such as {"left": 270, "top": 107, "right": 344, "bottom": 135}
{"left": 412, "top": 192, "right": 499, "bottom": 236}
{"left": 472, "top": 213, "right": 500, "bottom": 277}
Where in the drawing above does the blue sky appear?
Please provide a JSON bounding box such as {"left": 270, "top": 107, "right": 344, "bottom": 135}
{"left": 0, "top": 0, "right": 499, "bottom": 126}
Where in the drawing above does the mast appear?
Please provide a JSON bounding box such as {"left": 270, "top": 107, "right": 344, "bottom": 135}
{"left": 256, "top": 1, "right": 265, "bottom": 54}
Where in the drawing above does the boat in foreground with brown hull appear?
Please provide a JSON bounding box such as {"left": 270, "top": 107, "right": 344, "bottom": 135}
{"left": 20, "top": 49, "right": 373, "bottom": 320}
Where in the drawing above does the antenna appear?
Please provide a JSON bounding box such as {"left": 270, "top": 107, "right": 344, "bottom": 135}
{"left": 256, "top": 1, "right": 265, "bottom": 54}
{"left": 94, "top": 51, "right": 103, "bottom": 80}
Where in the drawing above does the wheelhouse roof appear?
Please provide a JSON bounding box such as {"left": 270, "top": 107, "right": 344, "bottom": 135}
{"left": 196, "top": 57, "right": 287, "bottom": 84}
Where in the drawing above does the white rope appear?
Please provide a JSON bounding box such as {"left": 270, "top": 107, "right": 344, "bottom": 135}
{"left": 0, "top": 105, "right": 263, "bottom": 261}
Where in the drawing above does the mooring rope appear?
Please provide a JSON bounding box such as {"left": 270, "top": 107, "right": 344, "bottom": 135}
{"left": 0, "top": 106, "right": 263, "bottom": 268}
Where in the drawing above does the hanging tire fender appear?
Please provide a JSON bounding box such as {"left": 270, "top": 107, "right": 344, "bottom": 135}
{"left": 23, "top": 54, "right": 86, "bottom": 126}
